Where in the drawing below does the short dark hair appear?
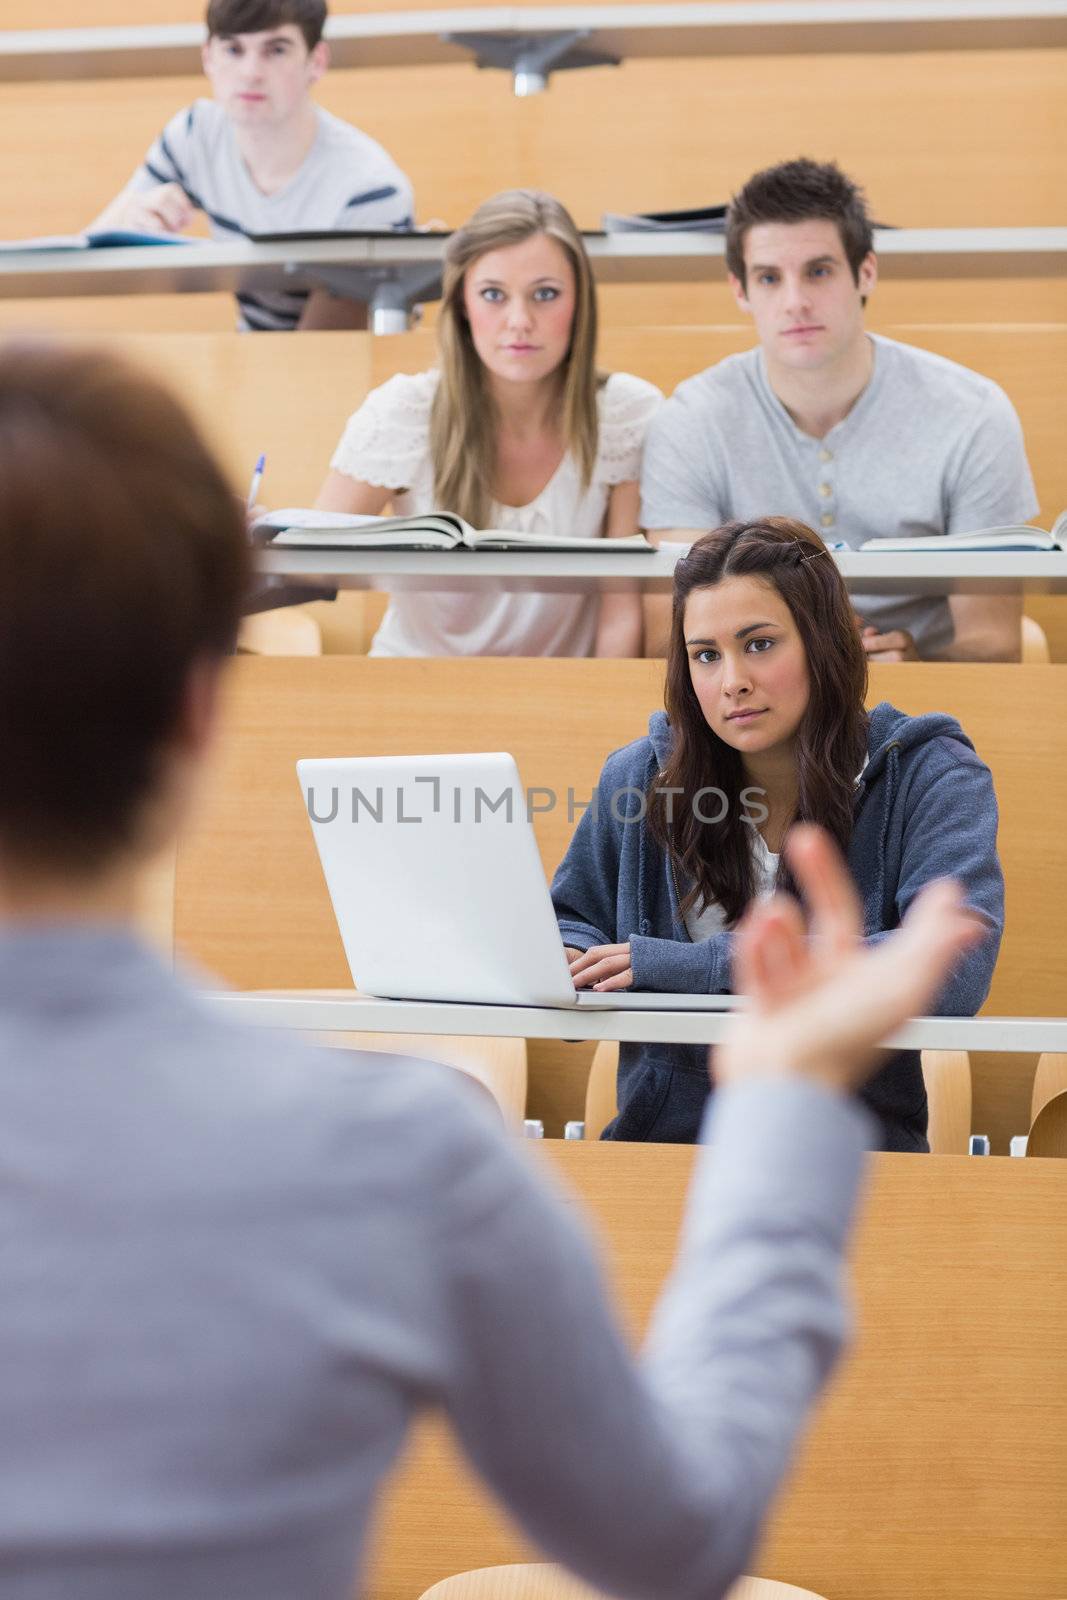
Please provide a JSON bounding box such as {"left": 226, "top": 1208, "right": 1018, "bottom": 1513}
{"left": 0, "top": 341, "right": 249, "bottom": 877}
{"left": 725, "top": 158, "right": 874, "bottom": 289}
{"left": 206, "top": 0, "right": 327, "bottom": 50}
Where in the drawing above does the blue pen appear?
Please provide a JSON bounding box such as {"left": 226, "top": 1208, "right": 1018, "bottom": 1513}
{"left": 246, "top": 452, "right": 266, "bottom": 510}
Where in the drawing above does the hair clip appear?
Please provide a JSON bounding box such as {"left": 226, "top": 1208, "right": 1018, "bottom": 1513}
{"left": 799, "top": 541, "right": 832, "bottom": 563}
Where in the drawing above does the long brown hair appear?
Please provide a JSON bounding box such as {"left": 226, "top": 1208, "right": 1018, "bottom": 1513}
{"left": 430, "top": 189, "right": 601, "bottom": 530}
{"left": 647, "top": 518, "right": 869, "bottom": 923}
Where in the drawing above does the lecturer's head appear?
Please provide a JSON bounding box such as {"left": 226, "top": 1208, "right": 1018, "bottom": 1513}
{"left": 0, "top": 341, "right": 248, "bottom": 894}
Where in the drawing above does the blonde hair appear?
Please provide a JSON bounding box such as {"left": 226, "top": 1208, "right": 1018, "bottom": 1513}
{"left": 430, "top": 189, "right": 601, "bottom": 530}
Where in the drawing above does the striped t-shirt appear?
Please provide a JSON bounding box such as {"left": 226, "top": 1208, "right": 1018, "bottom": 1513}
{"left": 128, "top": 99, "right": 414, "bottom": 330}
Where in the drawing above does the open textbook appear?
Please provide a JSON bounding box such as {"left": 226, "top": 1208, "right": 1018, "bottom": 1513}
{"left": 860, "top": 513, "right": 1067, "bottom": 554}
{"left": 254, "top": 508, "right": 654, "bottom": 553}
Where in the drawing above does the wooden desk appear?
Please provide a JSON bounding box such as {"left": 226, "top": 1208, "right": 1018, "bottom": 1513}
{"left": 367, "top": 1141, "right": 1067, "bottom": 1600}
{"left": 260, "top": 543, "right": 1067, "bottom": 597}
{"left": 215, "top": 992, "right": 1067, "bottom": 1055}
{"left": 1, "top": 229, "right": 1065, "bottom": 309}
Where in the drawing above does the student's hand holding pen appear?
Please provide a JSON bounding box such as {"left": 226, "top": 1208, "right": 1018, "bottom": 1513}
{"left": 244, "top": 453, "right": 267, "bottom": 533}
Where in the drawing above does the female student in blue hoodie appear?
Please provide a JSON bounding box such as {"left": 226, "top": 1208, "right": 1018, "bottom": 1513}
{"left": 552, "top": 517, "right": 1004, "bottom": 1150}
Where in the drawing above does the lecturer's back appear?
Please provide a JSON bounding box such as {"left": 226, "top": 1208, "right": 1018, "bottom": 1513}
{"left": 0, "top": 339, "right": 981, "bottom": 1600}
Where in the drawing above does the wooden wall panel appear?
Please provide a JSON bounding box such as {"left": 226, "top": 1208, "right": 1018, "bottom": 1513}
{"left": 0, "top": 0, "right": 747, "bottom": 22}
{"left": 367, "top": 1145, "right": 1067, "bottom": 1600}
{"left": 1, "top": 49, "right": 1064, "bottom": 239}
{"left": 43, "top": 325, "right": 1057, "bottom": 523}
{"left": 47, "top": 329, "right": 372, "bottom": 504}
{"left": 595, "top": 278, "right": 1067, "bottom": 329}
{"left": 0, "top": 294, "right": 236, "bottom": 335}
{"left": 512, "top": 49, "right": 1067, "bottom": 228}
{"left": 173, "top": 658, "right": 1067, "bottom": 1031}
{"left": 1, "top": 279, "right": 1064, "bottom": 342}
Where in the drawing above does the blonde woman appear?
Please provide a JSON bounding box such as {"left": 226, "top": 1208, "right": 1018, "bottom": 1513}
{"left": 316, "top": 190, "right": 662, "bottom": 656}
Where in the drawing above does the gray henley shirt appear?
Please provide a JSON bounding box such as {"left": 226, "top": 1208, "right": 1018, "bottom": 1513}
{"left": 640, "top": 334, "right": 1038, "bottom": 654}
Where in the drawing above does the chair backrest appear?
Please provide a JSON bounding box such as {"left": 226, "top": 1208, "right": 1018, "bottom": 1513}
{"left": 583, "top": 1041, "right": 620, "bottom": 1139}
{"left": 1032, "top": 1053, "right": 1067, "bottom": 1123}
{"left": 1026, "top": 1089, "right": 1067, "bottom": 1158}
{"left": 313, "top": 1031, "right": 527, "bottom": 1132}
{"left": 1021, "top": 614, "right": 1051, "bottom": 664}
{"left": 238, "top": 606, "right": 323, "bottom": 657}
{"left": 921, "top": 1049, "right": 972, "bottom": 1154}
{"left": 418, "top": 1565, "right": 826, "bottom": 1600}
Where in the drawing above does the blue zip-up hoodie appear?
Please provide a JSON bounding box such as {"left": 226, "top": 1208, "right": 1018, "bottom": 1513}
{"left": 552, "top": 702, "right": 1004, "bottom": 1151}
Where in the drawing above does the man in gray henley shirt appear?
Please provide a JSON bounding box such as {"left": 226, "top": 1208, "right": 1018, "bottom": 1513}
{"left": 640, "top": 159, "right": 1038, "bottom": 661}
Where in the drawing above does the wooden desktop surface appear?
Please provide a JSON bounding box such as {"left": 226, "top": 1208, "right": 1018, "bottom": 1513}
{"left": 366, "top": 1140, "right": 1067, "bottom": 1600}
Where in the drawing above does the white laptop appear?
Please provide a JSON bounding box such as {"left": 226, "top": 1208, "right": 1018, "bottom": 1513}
{"left": 297, "top": 752, "right": 738, "bottom": 1011}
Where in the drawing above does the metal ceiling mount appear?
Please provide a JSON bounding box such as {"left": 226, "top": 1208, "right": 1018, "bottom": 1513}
{"left": 440, "top": 28, "right": 620, "bottom": 93}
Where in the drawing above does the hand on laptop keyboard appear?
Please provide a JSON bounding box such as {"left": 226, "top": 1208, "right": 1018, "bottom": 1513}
{"left": 568, "top": 943, "right": 633, "bottom": 992}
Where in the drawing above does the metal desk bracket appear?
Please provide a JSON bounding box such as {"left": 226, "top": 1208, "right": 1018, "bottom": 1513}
{"left": 287, "top": 261, "right": 444, "bottom": 333}
{"left": 441, "top": 28, "right": 620, "bottom": 94}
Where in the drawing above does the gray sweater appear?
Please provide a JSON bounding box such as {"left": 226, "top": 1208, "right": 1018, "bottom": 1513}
{"left": 0, "top": 925, "right": 869, "bottom": 1600}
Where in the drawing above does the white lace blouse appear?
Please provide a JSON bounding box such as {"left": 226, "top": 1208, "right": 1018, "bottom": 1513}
{"left": 329, "top": 368, "right": 663, "bottom": 657}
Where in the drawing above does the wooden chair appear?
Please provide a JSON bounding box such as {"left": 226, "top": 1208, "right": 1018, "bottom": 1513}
{"left": 1026, "top": 1090, "right": 1067, "bottom": 1158}
{"left": 237, "top": 605, "right": 322, "bottom": 657}
{"left": 1021, "top": 615, "right": 1051, "bottom": 663}
{"left": 921, "top": 1049, "right": 972, "bottom": 1154}
{"left": 583, "top": 1040, "right": 619, "bottom": 1138}
{"left": 418, "top": 1565, "right": 826, "bottom": 1600}
{"left": 301, "top": 591, "right": 390, "bottom": 654}
{"left": 1027, "top": 1054, "right": 1067, "bottom": 1158}
{"left": 585, "top": 1042, "right": 970, "bottom": 1153}
{"left": 1032, "top": 1052, "right": 1067, "bottom": 1123}
{"left": 313, "top": 1030, "right": 527, "bottom": 1131}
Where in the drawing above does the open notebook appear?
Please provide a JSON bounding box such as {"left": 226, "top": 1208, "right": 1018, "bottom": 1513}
{"left": 254, "top": 508, "right": 654, "bottom": 554}
{"left": 0, "top": 231, "right": 195, "bottom": 253}
{"left": 860, "top": 512, "right": 1067, "bottom": 553}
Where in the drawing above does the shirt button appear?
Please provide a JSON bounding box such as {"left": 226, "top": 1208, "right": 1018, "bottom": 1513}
{"left": 821, "top": 514, "right": 835, "bottom": 528}
{"left": 819, "top": 448, "right": 833, "bottom": 462}
{"left": 818, "top": 482, "right": 832, "bottom": 498}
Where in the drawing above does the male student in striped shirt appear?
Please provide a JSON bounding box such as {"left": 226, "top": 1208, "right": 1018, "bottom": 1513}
{"left": 89, "top": 0, "right": 414, "bottom": 330}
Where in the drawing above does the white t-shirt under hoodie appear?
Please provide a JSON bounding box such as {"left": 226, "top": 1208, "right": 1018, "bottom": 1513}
{"left": 329, "top": 368, "right": 663, "bottom": 657}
